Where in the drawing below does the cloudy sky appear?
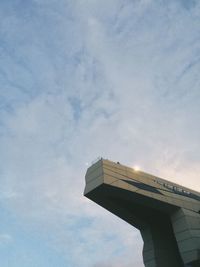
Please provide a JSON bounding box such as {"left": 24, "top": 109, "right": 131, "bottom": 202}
{"left": 0, "top": 0, "right": 200, "bottom": 266}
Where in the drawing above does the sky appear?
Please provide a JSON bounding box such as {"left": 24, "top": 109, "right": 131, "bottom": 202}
{"left": 0, "top": 0, "right": 200, "bottom": 266}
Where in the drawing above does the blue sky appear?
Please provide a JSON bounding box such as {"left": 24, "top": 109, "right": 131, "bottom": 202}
{"left": 1, "top": 0, "right": 200, "bottom": 266}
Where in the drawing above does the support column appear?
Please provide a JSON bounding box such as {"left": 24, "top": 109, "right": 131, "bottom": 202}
{"left": 171, "top": 208, "right": 200, "bottom": 267}
{"left": 141, "top": 217, "right": 184, "bottom": 267}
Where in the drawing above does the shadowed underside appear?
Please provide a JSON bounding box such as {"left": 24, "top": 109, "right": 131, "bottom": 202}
{"left": 84, "top": 159, "right": 200, "bottom": 267}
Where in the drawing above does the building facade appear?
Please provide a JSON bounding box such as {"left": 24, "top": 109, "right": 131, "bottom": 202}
{"left": 84, "top": 159, "right": 200, "bottom": 267}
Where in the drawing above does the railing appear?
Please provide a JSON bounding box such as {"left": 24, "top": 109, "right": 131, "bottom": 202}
{"left": 90, "top": 156, "right": 102, "bottom": 166}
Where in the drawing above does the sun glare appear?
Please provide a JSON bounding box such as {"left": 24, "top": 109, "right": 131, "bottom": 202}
{"left": 133, "top": 165, "right": 141, "bottom": 171}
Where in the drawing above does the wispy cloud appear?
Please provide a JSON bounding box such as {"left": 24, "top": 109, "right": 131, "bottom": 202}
{"left": 0, "top": 233, "right": 13, "bottom": 245}
{"left": 0, "top": 0, "right": 200, "bottom": 266}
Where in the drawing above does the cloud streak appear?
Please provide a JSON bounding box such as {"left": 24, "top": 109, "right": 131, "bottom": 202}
{"left": 0, "top": 0, "right": 200, "bottom": 266}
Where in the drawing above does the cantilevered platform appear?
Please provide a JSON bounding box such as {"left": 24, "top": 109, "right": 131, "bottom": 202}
{"left": 84, "top": 158, "right": 200, "bottom": 267}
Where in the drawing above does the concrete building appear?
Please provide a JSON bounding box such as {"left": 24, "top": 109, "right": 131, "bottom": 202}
{"left": 84, "top": 158, "right": 200, "bottom": 267}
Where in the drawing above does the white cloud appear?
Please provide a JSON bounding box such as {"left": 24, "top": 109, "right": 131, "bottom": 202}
{"left": 0, "top": 234, "right": 13, "bottom": 245}
{"left": 0, "top": 1, "right": 200, "bottom": 266}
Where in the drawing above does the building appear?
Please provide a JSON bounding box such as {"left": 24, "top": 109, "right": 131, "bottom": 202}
{"left": 84, "top": 158, "right": 200, "bottom": 267}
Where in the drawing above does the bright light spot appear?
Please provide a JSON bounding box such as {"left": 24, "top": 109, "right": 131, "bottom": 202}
{"left": 133, "top": 165, "right": 140, "bottom": 171}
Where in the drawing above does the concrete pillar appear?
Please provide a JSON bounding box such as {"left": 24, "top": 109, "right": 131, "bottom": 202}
{"left": 171, "top": 208, "right": 200, "bottom": 266}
